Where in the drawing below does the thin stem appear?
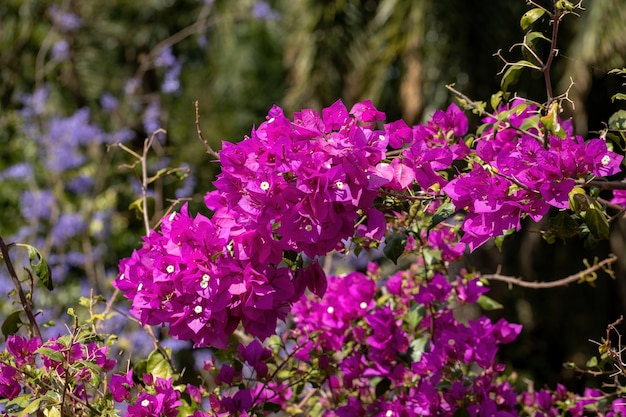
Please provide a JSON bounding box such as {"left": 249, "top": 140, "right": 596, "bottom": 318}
{"left": 195, "top": 101, "right": 220, "bottom": 160}
{"left": 483, "top": 254, "right": 618, "bottom": 289}
{"left": 586, "top": 180, "right": 626, "bottom": 190}
{"left": 446, "top": 84, "right": 546, "bottom": 144}
{"left": 0, "top": 235, "right": 42, "bottom": 341}
{"left": 543, "top": 3, "right": 562, "bottom": 105}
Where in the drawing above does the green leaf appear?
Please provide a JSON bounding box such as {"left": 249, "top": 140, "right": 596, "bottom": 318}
{"left": 546, "top": 211, "right": 579, "bottom": 242}
{"left": 609, "top": 68, "right": 626, "bottom": 75}
{"left": 518, "top": 114, "right": 541, "bottom": 132}
{"left": 524, "top": 31, "right": 551, "bottom": 45}
{"left": 520, "top": 8, "right": 546, "bottom": 30}
{"left": 611, "top": 93, "right": 626, "bottom": 103}
{"left": 374, "top": 377, "right": 391, "bottom": 398}
{"left": 501, "top": 60, "right": 537, "bottom": 92}
{"left": 19, "top": 244, "right": 53, "bottom": 291}
{"left": 383, "top": 232, "right": 407, "bottom": 264}
{"left": 583, "top": 207, "right": 609, "bottom": 241}
{"left": 490, "top": 91, "right": 504, "bottom": 111}
{"left": 128, "top": 196, "right": 156, "bottom": 220}
{"left": 36, "top": 347, "right": 65, "bottom": 363}
{"left": 2, "top": 310, "right": 23, "bottom": 338}
{"left": 406, "top": 304, "right": 425, "bottom": 329}
{"left": 427, "top": 201, "right": 456, "bottom": 232}
{"left": 453, "top": 408, "right": 471, "bottom": 417}
{"left": 608, "top": 109, "right": 626, "bottom": 130}
{"left": 18, "top": 396, "right": 45, "bottom": 417}
{"left": 262, "top": 402, "right": 282, "bottom": 413}
{"left": 586, "top": 355, "right": 598, "bottom": 369}
{"left": 410, "top": 336, "right": 429, "bottom": 362}
{"left": 146, "top": 348, "right": 174, "bottom": 380}
{"left": 477, "top": 295, "right": 503, "bottom": 311}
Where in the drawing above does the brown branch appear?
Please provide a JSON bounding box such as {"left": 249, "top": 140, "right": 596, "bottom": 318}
{"left": 543, "top": 3, "right": 562, "bottom": 105}
{"left": 194, "top": 100, "right": 220, "bottom": 160}
{"left": 483, "top": 254, "right": 618, "bottom": 289}
{"left": 586, "top": 180, "right": 626, "bottom": 190}
{"left": 0, "top": 235, "right": 42, "bottom": 341}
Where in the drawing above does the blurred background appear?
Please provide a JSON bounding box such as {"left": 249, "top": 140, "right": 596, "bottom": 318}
{"left": 1, "top": 0, "right": 625, "bottom": 391}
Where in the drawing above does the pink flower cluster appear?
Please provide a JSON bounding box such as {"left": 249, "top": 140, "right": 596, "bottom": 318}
{"left": 291, "top": 266, "right": 524, "bottom": 415}
{"left": 445, "top": 100, "right": 623, "bottom": 250}
{"left": 115, "top": 98, "right": 625, "bottom": 352}
{"left": 115, "top": 100, "right": 391, "bottom": 348}
{"left": 0, "top": 334, "right": 115, "bottom": 402}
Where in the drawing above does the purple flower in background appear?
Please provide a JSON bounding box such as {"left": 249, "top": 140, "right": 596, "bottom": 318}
{"left": 66, "top": 174, "right": 95, "bottom": 195}
{"left": 51, "top": 40, "right": 70, "bottom": 62}
{"left": 19, "top": 86, "right": 48, "bottom": 119}
{"left": 252, "top": 1, "right": 280, "bottom": 20}
{"left": 49, "top": 5, "right": 83, "bottom": 32}
{"left": 142, "top": 99, "right": 162, "bottom": 135}
{"left": 51, "top": 212, "right": 86, "bottom": 246}
{"left": 0, "top": 163, "right": 33, "bottom": 181}
{"left": 162, "top": 63, "right": 182, "bottom": 94}
{"left": 39, "top": 108, "right": 104, "bottom": 173}
{"left": 100, "top": 92, "right": 119, "bottom": 112}
{"left": 19, "top": 189, "right": 54, "bottom": 219}
{"left": 154, "top": 47, "right": 177, "bottom": 68}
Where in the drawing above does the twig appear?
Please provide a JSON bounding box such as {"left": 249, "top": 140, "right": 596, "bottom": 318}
{"left": 445, "top": 84, "right": 546, "bottom": 144}
{"left": 0, "top": 235, "right": 42, "bottom": 341}
{"left": 543, "top": 3, "right": 562, "bottom": 105}
{"left": 586, "top": 180, "right": 626, "bottom": 191}
{"left": 194, "top": 100, "right": 220, "bottom": 160}
{"left": 483, "top": 254, "right": 618, "bottom": 289}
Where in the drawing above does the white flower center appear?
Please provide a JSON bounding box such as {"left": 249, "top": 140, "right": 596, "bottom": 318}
{"left": 305, "top": 224, "right": 313, "bottom": 232}
{"left": 326, "top": 306, "right": 334, "bottom": 314}
{"left": 168, "top": 212, "right": 177, "bottom": 221}
{"left": 336, "top": 181, "right": 344, "bottom": 190}
{"left": 260, "top": 181, "right": 270, "bottom": 191}
{"left": 119, "top": 273, "right": 125, "bottom": 280}
{"left": 386, "top": 411, "right": 393, "bottom": 417}
{"left": 194, "top": 305, "right": 203, "bottom": 314}
{"left": 601, "top": 155, "right": 611, "bottom": 166}
{"left": 359, "top": 301, "right": 367, "bottom": 310}
{"left": 379, "top": 134, "right": 385, "bottom": 141}
{"left": 268, "top": 117, "right": 275, "bottom": 123}
{"left": 166, "top": 265, "right": 175, "bottom": 274}
{"left": 200, "top": 281, "right": 209, "bottom": 289}
{"left": 137, "top": 283, "right": 143, "bottom": 291}
{"left": 141, "top": 399, "right": 150, "bottom": 407}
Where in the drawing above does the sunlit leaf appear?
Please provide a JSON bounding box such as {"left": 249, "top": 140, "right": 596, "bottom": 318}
{"left": 477, "top": 295, "right": 503, "bottom": 310}
{"left": 146, "top": 348, "right": 174, "bottom": 380}
{"left": 18, "top": 244, "right": 53, "bottom": 291}
{"left": 520, "top": 8, "right": 546, "bottom": 30}
{"left": 501, "top": 60, "right": 538, "bottom": 92}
